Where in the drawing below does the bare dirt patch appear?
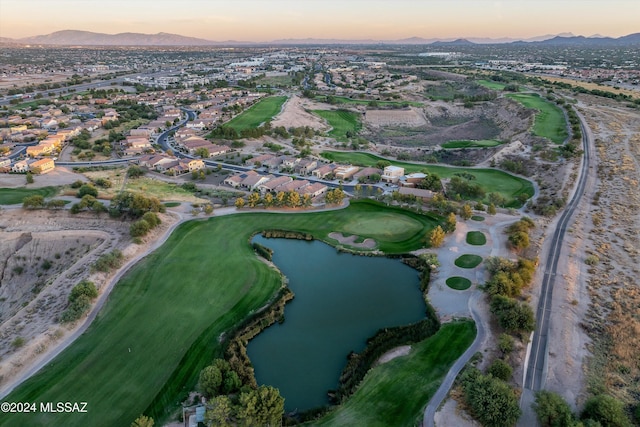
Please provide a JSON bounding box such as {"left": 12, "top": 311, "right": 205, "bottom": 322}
{"left": 328, "top": 232, "right": 376, "bottom": 249}
{"left": 271, "top": 95, "right": 330, "bottom": 131}
{"left": 0, "top": 167, "right": 85, "bottom": 189}
{"left": 365, "top": 108, "right": 428, "bottom": 128}
{"left": 0, "top": 208, "right": 180, "bottom": 394}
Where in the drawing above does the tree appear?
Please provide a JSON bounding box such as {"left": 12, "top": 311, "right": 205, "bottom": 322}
{"left": 275, "top": 191, "right": 286, "bottom": 207}
{"left": 427, "top": 225, "right": 446, "bottom": 248}
{"left": 130, "top": 219, "right": 151, "bottom": 237}
{"left": 498, "top": 333, "right": 514, "bottom": 355}
{"left": 488, "top": 359, "right": 513, "bottom": 381}
{"left": 581, "top": 394, "right": 632, "bottom": 427}
{"left": 286, "top": 191, "right": 301, "bottom": 207}
{"left": 26, "top": 171, "right": 34, "bottom": 184}
{"left": 488, "top": 202, "right": 497, "bottom": 215}
{"left": 130, "top": 415, "right": 154, "bottom": 427}
{"left": 444, "top": 212, "right": 457, "bottom": 233}
{"left": 195, "top": 147, "right": 210, "bottom": 158}
{"left": 263, "top": 193, "right": 274, "bottom": 207}
{"left": 237, "top": 385, "right": 284, "bottom": 427}
{"left": 488, "top": 192, "right": 507, "bottom": 207}
{"left": 127, "top": 165, "right": 146, "bottom": 178}
{"left": 23, "top": 195, "right": 45, "bottom": 209}
{"left": 235, "top": 197, "right": 245, "bottom": 208}
{"left": 247, "top": 192, "right": 261, "bottom": 207}
{"left": 199, "top": 359, "right": 242, "bottom": 398}
{"left": 508, "top": 231, "right": 530, "bottom": 250}
{"left": 463, "top": 368, "right": 521, "bottom": 427}
{"left": 460, "top": 203, "right": 473, "bottom": 220}
{"left": 205, "top": 396, "right": 234, "bottom": 427}
{"left": 490, "top": 295, "right": 535, "bottom": 332}
{"left": 533, "top": 390, "right": 575, "bottom": 427}
{"left": 77, "top": 184, "right": 98, "bottom": 198}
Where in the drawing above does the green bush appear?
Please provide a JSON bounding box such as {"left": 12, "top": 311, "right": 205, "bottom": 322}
{"left": 60, "top": 280, "right": 98, "bottom": 323}
{"left": 130, "top": 219, "right": 151, "bottom": 238}
{"left": 77, "top": 184, "right": 98, "bottom": 198}
{"left": 490, "top": 295, "right": 535, "bottom": 333}
{"left": 92, "top": 250, "right": 124, "bottom": 272}
{"left": 533, "top": 390, "right": 575, "bottom": 427}
{"left": 488, "top": 359, "right": 513, "bottom": 381}
{"left": 581, "top": 394, "right": 632, "bottom": 427}
{"left": 461, "top": 367, "right": 521, "bottom": 427}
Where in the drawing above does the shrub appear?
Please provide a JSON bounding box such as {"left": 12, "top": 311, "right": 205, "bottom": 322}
{"left": 130, "top": 219, "right": 151, "bottom": 237}
{"left": 490, "top": 295, "right": 535, "bottom": 332}
{"left": 488, "top": 359, "right": 513, "bottom": 381}
{"left": 77, "top": 184, "right": 98, "bottom": 198}
{"left": 11, "top": 337, "right": 25, "bottom": 348}
{"left": 92, "top": 250, "right": 124, "bottom": 272}
{"left": 533, "top": 390, "right": 575, "bottom": 427}
{"left": 60, "top": 280, "right": 98, "bottom": 323}
{"left": 462, "top": 367, "right": 521, "bottom": 427}
{"left": 498, "top": 333, "right": 515, "bottom": 355}
{"left": 581, "top": 394, "right": 632, "bottom": 427}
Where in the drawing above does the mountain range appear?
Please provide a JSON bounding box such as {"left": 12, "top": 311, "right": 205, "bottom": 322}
{"left": 2, "top": 30, "right": 639, "bottom": 47}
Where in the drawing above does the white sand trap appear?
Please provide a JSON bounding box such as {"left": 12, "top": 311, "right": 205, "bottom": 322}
{"left": 328, "top": 232, "right": 377, "bottom": 249}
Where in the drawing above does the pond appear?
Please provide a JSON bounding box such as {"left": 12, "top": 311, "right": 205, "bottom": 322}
{"left": 247, "top": 236, "right": 426, "bottom": 412}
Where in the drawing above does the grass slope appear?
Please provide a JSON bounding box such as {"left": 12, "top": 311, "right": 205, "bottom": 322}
{"left": 476, "top": 79, "right": 507, "bottom": 91}
{"left": 441, "top": 139, "right": 503, "bottom": 149}
{"left": 226, "top": 96, "right": 287, "bottom": 132}
{"left": 321, "top": 151, "right": 534, "bottom": 206}
{"left": 2, "top": 200, "right": 440, "bottom": 427}
{"left": 506, "top": 93, "right": 568, "bottom": 144}
{"left": 312, "top": 320, "right": 476, "bottom": 427}
{"left": 0, "top": 186, "right": 58, "bottom": 205}
{"left": 313, "top": 110, "right": 362, "bottom": 141}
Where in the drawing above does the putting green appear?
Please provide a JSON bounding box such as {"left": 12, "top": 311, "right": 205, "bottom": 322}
{"left": 446, "top": 277, "right": 472, "bottom": 290}
{"left": 454, "top": 254, "right": 483, "bottom": 269}
{"left": 471, "top": 215, "right": 485, "bottom": 221}
{"left": 466, "top": 231, "right": 487, "bottom": 246}
{"left": 342, "top": 214, "right": 423, "bottom": 242}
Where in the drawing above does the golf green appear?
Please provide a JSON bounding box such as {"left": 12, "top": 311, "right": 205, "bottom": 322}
{"left": 446, "top": 277, "right": 472, "bottom": 290}
{"left": 466, "top": 231, "right": 487, "bottom": 246}
{"left": 454, "top": 254, "right": 483, "bottom": 269}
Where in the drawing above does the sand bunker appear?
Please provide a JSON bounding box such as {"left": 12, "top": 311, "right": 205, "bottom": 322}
{"left": 328, "top": 232, "right": 377, "bottom": 249}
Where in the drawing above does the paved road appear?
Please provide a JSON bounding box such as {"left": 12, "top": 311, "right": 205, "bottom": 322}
{"left": 422, "top": 291, "right": 485, "bottom": 427}
{"left": 523, "top": 108, "right": 592, "bottom": 393}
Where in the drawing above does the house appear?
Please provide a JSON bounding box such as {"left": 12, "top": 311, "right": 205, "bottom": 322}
{"left": 26, "top": 144, "right": 52, "bottom": 157}
{"left": 275, "top": 179, "right": 309, "bottom": 193}
{"left": 381, "top": 165, "right": 404, "bottom": 183}
{"left": 11, "top": 160, "right": 30, "bottom": 173}
{"left": 240, "top": 173, "right": 273, "bottom": 190}
{"left": 262, "top": 155, "right": 285, "bottom": 170}
{"left": 257, "top": 176, "right": 292, "bottom": 194}
{"left": 29, "top": 158, "right": 55, "bottom": 174}
{"left": 280, "top": 157, "right": 300, "bottom": 170}
{"left": 0, "top": 157, "right": 11, "bottom": 168}
{"left": 402, "top": 172, "right": 427, "bottom": 187}
{"left": 334, "top": 165, "right": 360, "bottom": 181}
{"left": 138, "top": 154, "right": 173, "bottom": 169}
{"left": 245, "top": 154, "right": 275, "bottom": 167}
{"left": 224, "top": 171, "right": 258, "bottom": 188}
{"left": 312, "top": 163, "right": 338, "bottom": 179}
{"left": 398, "top": 187, "right": 434, "bottom": 201}
{"left": 299, "top": 182, "right": 328, "bottom": 198}
{"left": 295, "top": 159, "right": 317, "bottom": 175}
{"left": 354, "top": 167, "right": 382, "bottom": 181}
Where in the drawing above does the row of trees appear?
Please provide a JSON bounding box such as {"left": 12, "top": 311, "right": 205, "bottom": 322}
{"left": 22, "top": 195, "right": 65, "bottom": 210}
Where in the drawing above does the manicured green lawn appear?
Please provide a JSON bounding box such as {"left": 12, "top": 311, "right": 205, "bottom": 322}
{"left": 313, "top": 110, "right": 362, "bottom": 141}
{"left": 506, "top": 93, "right": 568, "bottom": 144}
{"left": 163, "top": 202, "right": 181, "bottom": 207}
{"left": 0, "top": 186, "right": 59, "bottom": 205}
{"left": 321, "top": 151, "right": 534, "bottom": 207}
{"left": 446, "top": 277, "right": 472, "bottom": 291}
{"left": 2, "top": 200, "right": 441, "bottom": 427}
{"left": 476, "top": 79, "right": 507, "bottom": 91}
{"left": 441, "top": 139, "right": 503, "bottom": 149}
{"left": 471, "top": 215, "right": 485, "bottom": 221}
{"left": 311, "top": 320, "right": 476, "bottom": 427}
{"left": 454, "top": 254, "right": 483, "bottom": 269}
{"left": 226, "top": 96, "right": 287, "bottom": 132}
{"left": 466, "top": 231, "right": 487, "bottom": 246}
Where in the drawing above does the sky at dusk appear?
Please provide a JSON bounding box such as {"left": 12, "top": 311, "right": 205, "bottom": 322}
{"left": 1, "top": 0, "right": 638, "bottom": 41}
